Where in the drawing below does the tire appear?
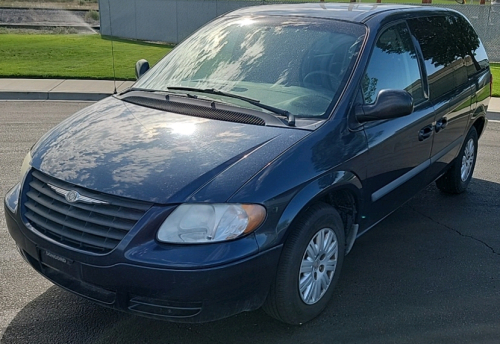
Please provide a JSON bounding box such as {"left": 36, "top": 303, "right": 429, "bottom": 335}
{"left": 436, "top": 126, "right": 478, "bottom": 194}
{"left": 263, "top": 203, "right": 345, "bottom": 325}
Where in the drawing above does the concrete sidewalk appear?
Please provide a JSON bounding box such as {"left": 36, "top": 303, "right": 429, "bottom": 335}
{"left": 0, "top": 78, "right": 134, "bottom": 101}
{"left": 490, "top": 97, "right": 500, "bottom": 114}
{"left": 0, "top": 78, "right": 499, "bottom": 114}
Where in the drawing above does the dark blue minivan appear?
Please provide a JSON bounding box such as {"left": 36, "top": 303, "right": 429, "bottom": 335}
{"left": 4, "top": 3, "right": 492, "bottom": 324}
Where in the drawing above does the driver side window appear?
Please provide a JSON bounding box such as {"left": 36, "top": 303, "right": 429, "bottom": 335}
{"left": 362, "top": 22, "right": 424, "bottom": 105}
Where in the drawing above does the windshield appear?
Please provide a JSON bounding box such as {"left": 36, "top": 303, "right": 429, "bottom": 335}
{"left": 135, "top": 16, "right": 366, "bottom": 119}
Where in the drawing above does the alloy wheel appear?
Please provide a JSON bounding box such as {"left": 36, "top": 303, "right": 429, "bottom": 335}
{"left": 299, "top": 228, "right": 338, "bottom": 305}
{"left": 461, "top": 138, "right": 475, "bottom": 182}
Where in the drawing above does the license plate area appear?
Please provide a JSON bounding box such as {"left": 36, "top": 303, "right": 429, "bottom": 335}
{"left": 39, "top": 249, "right": 77, "bottom": 275}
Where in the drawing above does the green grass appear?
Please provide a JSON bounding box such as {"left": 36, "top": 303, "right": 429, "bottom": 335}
{"left": 0, "top": 33, "right": 497, "bottom": 97}
{"left": 492, "top": 63, "right": 500, "bottom": 97}
{"left": 301, "top": 0, "right": 490, "bottom": 4}
{"left": 0, "top": 33, "right": 171, "bottom": 80}
{"left": 321, "top": 0, "right": 459, "bottom": 4}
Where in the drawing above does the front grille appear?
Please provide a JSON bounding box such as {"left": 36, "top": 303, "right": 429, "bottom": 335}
{"left": 23, "top": 169, "right": 152, "bottom": 254}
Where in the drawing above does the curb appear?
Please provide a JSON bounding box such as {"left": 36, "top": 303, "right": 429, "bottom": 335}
{"left": 488, "top": 112, "right": 500, "bottom": 121}
{"left": 0, "top": 92, "right": 111, "bottom": 101}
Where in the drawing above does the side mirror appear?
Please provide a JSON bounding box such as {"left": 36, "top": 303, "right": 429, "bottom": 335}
{"left": 135, "top": 59, "right": 150, "bottom": 80}
{"left": 355, "top": 89, "right": 414, "bottom": 123}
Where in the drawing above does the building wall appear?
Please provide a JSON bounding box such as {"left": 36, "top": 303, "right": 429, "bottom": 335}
{"left": 99, "top": 0, "right": 262, "bottom": 44}
{"left": 99, "top": 0, "right": 500, "bottom": 61}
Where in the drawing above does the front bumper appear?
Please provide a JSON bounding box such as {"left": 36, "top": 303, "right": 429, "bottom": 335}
{"left": 4, "top": 197, "right": 282, "bottom": 323}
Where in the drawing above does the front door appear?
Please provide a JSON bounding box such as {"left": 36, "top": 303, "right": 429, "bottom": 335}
{"left": 359, "top": 22, "right": 434, "bottom": 231}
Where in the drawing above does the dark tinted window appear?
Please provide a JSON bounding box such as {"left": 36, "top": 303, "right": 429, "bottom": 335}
{"left": 362, "top": 22, "right": 424, "bottom": 105}
{"left": 455, "top": 16, "right": 489, "bottom": 77}
{"left": 408, "top": 15, "right": 487, "bottom": 100}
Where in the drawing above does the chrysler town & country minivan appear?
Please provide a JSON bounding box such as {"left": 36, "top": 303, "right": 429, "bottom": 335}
{"left": 4, "top": 3, "right": 491, "bottom": 324}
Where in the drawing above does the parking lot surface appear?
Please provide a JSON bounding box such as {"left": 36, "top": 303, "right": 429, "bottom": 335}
{"left": 1, "top": 101, "right": 500, "bottom": 343}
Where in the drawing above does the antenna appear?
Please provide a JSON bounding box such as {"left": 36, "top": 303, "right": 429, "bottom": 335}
{"left": 107, "top": 0, "right": 117, "bottom": 94}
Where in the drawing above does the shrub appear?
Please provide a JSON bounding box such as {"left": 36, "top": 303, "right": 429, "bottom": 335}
{"left": 84, "top": 10, "right": 99, "bottom": 22}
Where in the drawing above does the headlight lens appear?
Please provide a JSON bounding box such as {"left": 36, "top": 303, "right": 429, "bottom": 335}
{"left": 6, "top": 151, "right": 32, "bottom": 214}
{"left": 157, "top": 204, "right": 266, "bottom": 244}
{"left": 5, "top": 183, "right": 21, "bottom": 213}
{"left": 20, "top": 151, "right": 32, "bottom": 180}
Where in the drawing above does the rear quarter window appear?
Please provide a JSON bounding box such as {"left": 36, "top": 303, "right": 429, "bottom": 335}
{"left": 407, "top": 14, "right": 488, "bottom": 100}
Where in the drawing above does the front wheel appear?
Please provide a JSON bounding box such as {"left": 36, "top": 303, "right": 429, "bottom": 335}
{"left": 263, "top": 203, "right": 345, "bottom": 325}
{"left": 436, "top": 126, "right": 478, "bottom": 194}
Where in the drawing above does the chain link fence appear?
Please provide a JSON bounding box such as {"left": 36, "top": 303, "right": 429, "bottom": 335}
{"left": 437, "top": 3, "right": 500, "bottom": 61}
{"left": 99, "top": 0, "right": 500, "bottom": 61}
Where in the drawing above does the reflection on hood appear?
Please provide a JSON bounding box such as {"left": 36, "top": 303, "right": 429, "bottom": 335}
{"left": 31, "top": 97, "right": 306, "bottom": 203}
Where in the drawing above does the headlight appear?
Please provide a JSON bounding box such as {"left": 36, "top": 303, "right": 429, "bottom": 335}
{"left": 20, "top": 151, "right": 32, "bottom": 180}
{"left": 5, "top": 151, "right": 32, "bottom": 214}
{"left": 157, "top": 204, "right": 266, "bottom": 244}
{"left": 5, "top": 183, "right": 21, "bottom": 213}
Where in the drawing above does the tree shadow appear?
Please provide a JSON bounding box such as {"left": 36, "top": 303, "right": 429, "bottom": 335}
{"left": 3, "top": 178, "right": 500, "bottom": 344}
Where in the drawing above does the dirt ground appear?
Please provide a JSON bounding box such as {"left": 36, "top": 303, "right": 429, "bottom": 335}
{"left": 0, "top": 0, "right": 98, "bottom": 10}
{"left": 0, "top": 7, "right": 99, "bottom": 27}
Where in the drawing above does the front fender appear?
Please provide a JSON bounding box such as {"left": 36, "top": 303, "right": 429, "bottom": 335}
{"left": 255, "top": 170, "right": 363, "bottom": 251}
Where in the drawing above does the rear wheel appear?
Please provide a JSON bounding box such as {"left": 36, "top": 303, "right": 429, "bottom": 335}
{"left": 436, "top": 126, "right": 478, "bottom": 194}
{"left": 263, "top": 203, "right": 345, "bottom": 325}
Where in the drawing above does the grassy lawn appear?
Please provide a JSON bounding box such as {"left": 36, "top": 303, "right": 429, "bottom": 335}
{"left": 492, "top": 63, "right": 500, "bottom": 97}
{"left": 0, "top": 32, "right": 498, "bottom": 96}
{"left": 0, "top": 0, "right": 494, "bottom": 9}
{"left": 322, "top": 0, "right": 462, "bottom": 4}
{"left": 0, "top": 0, "right": 492, "bottom": 9}
{"left": 284, "top": 0, "right": 491, "bottom": 4}
{"left": 0, "top": 33, "right": 171, "bottom": 80}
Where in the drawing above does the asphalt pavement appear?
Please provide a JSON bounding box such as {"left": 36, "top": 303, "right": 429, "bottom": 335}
{"left": 0, "top": 78, "right": 500, "bottom": 114}
{"left": 0, "top": 78, "right": 499, "bottom": 343}
{"left": 1, "top": 101, "right": 500, "bottom": 343}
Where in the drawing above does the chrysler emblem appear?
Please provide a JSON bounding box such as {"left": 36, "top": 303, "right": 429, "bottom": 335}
{"left": 65, "top": 190, "right": 79, "bottom": 203}
{"left": 47, "top": 184, "right": 109, "bottom": 205}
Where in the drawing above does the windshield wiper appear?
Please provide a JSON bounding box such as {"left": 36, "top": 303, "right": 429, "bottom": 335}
{"left": 166, "top": 86, "right": 296, "bottom": 126}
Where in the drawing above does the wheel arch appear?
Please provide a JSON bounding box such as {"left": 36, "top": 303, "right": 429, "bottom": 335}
{"left": 274, "top": 170, "right": 363, "bottom": 255}
{"left": 472, "top": 116, "right": 486, "bottom": 139}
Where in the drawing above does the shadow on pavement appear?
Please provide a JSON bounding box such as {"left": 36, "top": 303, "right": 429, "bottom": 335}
{"left": 2, "top": 179, "right": 500, "bottom": 344}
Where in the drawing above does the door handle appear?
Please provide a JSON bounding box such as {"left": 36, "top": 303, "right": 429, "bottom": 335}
{"left": 418, "top": 125, "right": 433, "bottom": 141}
{"left": 435, "top": 117, "right": 448, "bottom": 133}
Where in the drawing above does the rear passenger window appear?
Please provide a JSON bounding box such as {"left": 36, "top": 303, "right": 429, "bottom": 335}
{"left": 408, "top": 15, "right": 487, "bottom": 100}
{"left": 455, "top": 16, "right": 489, "bottom": 77}
{"left": 362, "top": 22, "right": 424, "bottom": 105}
{"left": 408, "top": 16, "right": 459, "bottom": 100}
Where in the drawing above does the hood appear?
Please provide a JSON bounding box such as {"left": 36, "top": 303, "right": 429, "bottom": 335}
{"left": 31, "top": 97, "right": 308, "bottom": 203}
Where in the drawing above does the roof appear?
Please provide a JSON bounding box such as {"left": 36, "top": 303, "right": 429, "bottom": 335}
{"left": 229, "top": 3, "right": 443, "bottom": 23}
